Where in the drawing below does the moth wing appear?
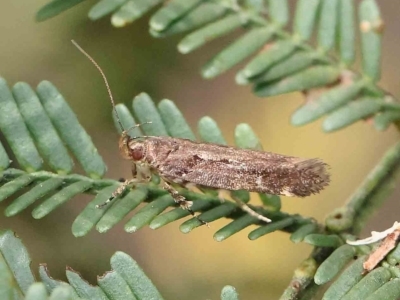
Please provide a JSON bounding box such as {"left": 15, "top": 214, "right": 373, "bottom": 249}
{"left": 158, "top": 144, "right": 329, "bottom": 197}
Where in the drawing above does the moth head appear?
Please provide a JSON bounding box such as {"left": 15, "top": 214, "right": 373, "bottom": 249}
{"left": 119, "top": 131, "right": 146, "bottom": 161}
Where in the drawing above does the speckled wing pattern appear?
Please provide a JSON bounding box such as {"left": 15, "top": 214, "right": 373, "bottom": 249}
{"left": 149, "top": 137, "right": 330, "bottom": 197}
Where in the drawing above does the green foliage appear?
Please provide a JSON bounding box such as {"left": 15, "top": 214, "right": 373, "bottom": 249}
{"left": 4, "top": 224, "right": 400, "bottom": 300}
{"left": 0, "top": 229, "right": 239, "bottom": 299}
{"left": 325, "top": 140, "right": 400, "bottom": 234}
{"left": 36, "top": 0, "right": 400, "bottom": 132}
{"left": 278, "top": 240, "right": 400, "bottom": 300}
{"left": 279, "top": 136, "right": 400, "bottom": 299}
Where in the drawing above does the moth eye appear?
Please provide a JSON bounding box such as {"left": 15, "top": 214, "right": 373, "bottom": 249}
{"left": 130, "top": 145, "right": 144, "bottom": 161}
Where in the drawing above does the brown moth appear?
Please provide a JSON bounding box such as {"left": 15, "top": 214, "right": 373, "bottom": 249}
{"left": 72, "top": 40, "right": 330, "bottom": 226}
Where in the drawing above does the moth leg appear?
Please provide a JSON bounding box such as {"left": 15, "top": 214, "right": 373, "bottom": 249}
{"left": 217, "top": 189, "right": 230, "bottom": 203}
{"left": 184, "top": 183, "right": 204, "bottom": 194}
{"left": 96, "top": 163, "right": 148, "bottom": 209}
{"left": 162, "top": 181, "right": 209, "bottom": 227}
{"left": 230, "top": 192, "right": 272, "bottom": 223}
{"left": 137, "top": 164, "right": 152, "bottom": 182}
{"left": 162, "top": 181, "right": 193, "bottom": 209}
{"left": 96, "top": 178, "right": 140, "bottom": 209}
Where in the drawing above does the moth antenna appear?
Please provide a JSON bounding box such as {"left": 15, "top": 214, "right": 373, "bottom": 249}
{"left": 71, "top": 40, "right": 124, "bottom": 133}
{"left": 127, "top": 121, "right": 152, "bottom": 139}
{"left": 126, "top": 121, "right": 153, "bottom": 139}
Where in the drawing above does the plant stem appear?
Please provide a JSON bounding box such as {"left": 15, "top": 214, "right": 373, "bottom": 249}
{"left": 325, "top": 140, "right": 400, "bottom": 234}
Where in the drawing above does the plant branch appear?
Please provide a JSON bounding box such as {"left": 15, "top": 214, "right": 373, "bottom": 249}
{"left": 325, "top": 140, "right": 400, "bottom": 234}
{"left": 0, "top": 168, "right": 321, "bottom": 238}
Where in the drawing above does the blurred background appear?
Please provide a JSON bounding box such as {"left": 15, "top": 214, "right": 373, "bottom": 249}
{"left": 1, "top": 1, "right": 400, "bottom": 299}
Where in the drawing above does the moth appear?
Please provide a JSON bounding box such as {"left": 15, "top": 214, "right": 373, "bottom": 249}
{"left": 72, "top": 40, "right": 330, "bottom": 225}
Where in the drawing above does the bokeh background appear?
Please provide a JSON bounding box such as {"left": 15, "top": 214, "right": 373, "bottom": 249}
{"left": 1, "top": 1, "right": 400, "bottom": 299}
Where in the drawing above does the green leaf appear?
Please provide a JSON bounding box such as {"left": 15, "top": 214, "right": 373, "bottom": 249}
{"left": 96, "top": 187, "right": 148, "bottom": 233}
{"left": 113, "top": 104, "right": 140, "bottom": 137}
{"left": 124, "top": 194, "right": 175, "bottom": 233}
{"left": 158, "top": 99, "right": 195, "bottom": 140}
{"left": 180, "top": 202, "right": 237, "bottom": 234}
{"left": 39, "top": 265, "right": 70, "bottom": 293}
{"left": 386, "top": 243, "right": 400, "bottom": 265}
{"left": 374, "top": 111, "right": 400, "bottom": 131}
{"left": 0, "top": 141, "right": 10, "bottom": 171}
{"left": 178, "top": 14, "right": 246, "bottom": 54}
{"left": 318, "top": 0, "right": 339, "bottom": 51}
{"left": 0, "top": 252, "right": 15, "bottom": 299}
{"left": 214, "top": 214, "right": 259, "bottom": 242}
{"left": 338, "top": 0, "right": 356, "bottom": 64}
{"left": 0, "top": 172, "right": 34, "bottom": 203}
{"left": 48, "top": 285, "right": 77, "bottom": 300}
{"left": 359, "top": 0, "right": 382, "bottom": 81}
{"left": 254, "top": 66, "right": 340, "bottom": 97}
{"left": 258, "top": 193, "right": 281, "bottom": 211}
{"left": 290, "top": 223, "right": 318, "bottom": 243}
{"left": 72, "top": 185, "right": 120, "bottom": 237}
{"left": 202, "top": 27, "right": 274, "bottom": 79}
{"left": 150, "top": 3, "right": 227, "bottom": 38}
{"left": 321, "top": 258, "right": 363, "bottom": 294}
{"left": 25, "top": 283, "right": 48, "bottom": 300}
{"left": 314, "top": 245, "right": 356, "bottom": 285}
{"left": 365, "top": 278, "right": 400, "bottom": 300}
{"left": 248, "top": 218, "right": 295, "bottom": 240}
{"left": 32, "top": 180, "right": 94, "bottom": 219}
{"left": 111, "top": 0, "right": 161, "bottom": 27}
{"left": 245, "top": 51, "right": 316, "bottom": 85}
{"left": 150, "top": 198, "right": 214, "bottom": 229}
{"left": 323, "top": 98, "right": 381, "bottom": 132}
{"left": 45, "top": 286, "right": 75, "bottom": 300}
{"left": 97, "top": 271, "right": 137, "bottom": 300}
{"left": 197, "top": 116, "right": 226, "bottom": 145}
{"left": 240, "top": 40, "right": 296, "bottom": 78}
{"left": 110, "top": 252, "right": 164, "bottom": 300}
{"left": 0, "top": 230, "right": 35, "bottom": 294}
{"left": 293, "top": 0, "right": 321, "bottom": 40}
{"left": 340, "top": 267, "right": 391, "bottom": 300}
{"left": 291, "top": 80, "right": 365, "bottom": 126}
{"left": 89, "top": 0, "right": 127, "bottom": 20}
{"left": 132, "top": 93, "right": 168, "bottom": 136}
{"left": 5, "top": 177, "right": 64, "bottom": 217}
{"left": 36, "top": 0, "right": 87, "bottom": 22}
{"left": 303, "top": 234, "right": 341, "bottom": 248}
{"left": 0, "top": 78, "right": 42, "bottom": 172}
{"left": 12, "top": 82, "right": 73, "bottom": 174}
{"left": 268, "top": 0, "right": 289, "bottom": 26}
{"left": 37, "top": 81, "right": 107, "bottom": 178}
{"left": 66, "top": 269, "right": 108, "bottom": 300}
{"left": 149, "top": 0, "right": 203, "bottom": 31}
{"left": 234, "top": 123, "right": 262, "bottom": 150}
